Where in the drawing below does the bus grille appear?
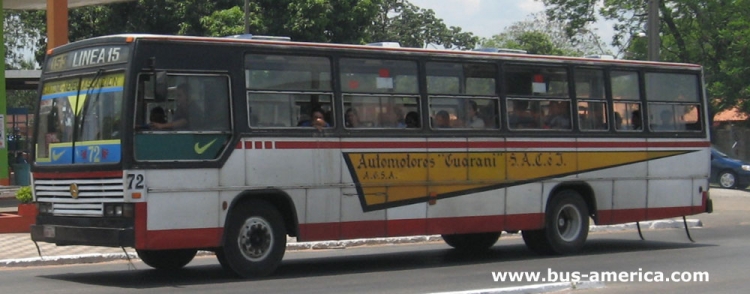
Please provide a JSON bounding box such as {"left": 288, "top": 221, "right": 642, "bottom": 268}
{"left": 34, "top": 177, "right": 124, "bottom": 216}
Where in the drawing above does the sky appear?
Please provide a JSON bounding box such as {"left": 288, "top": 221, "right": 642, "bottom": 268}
{"left": 407, "top": 0, "right": 615, "bottom": 48}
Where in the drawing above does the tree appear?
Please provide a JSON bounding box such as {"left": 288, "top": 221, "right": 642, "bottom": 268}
{"left": 480, "top": 12, "right": 610, "bottom": 56}
{"left": 541, "top": 0, "right": 750, "bottom": 118}
{"left": 3, "top": 11, "right": 44, "bottom": 69}
{"left": 369, "top": 0, "right": 478, "bottom": 49}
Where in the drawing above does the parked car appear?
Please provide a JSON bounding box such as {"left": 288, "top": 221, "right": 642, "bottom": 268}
{"left": 710, "top": 148, "right": 750, "bottom": 189}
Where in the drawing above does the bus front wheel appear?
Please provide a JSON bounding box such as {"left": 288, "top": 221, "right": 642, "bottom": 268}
{"left": 441, "top": 232, "right": 501, "bottom": 251}
{"left": 522, "top": 190, "right": 589, "bottom": 255}
{"left": 220, "top": 200, "right": 286, "bottom": 278}
{"left": 136, "top": 249, "right": 197, "bottom": 270}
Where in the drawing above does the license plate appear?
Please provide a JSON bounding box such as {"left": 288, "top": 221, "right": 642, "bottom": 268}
{"left": 43, "top": 226, "right": 55, "bottom": 238}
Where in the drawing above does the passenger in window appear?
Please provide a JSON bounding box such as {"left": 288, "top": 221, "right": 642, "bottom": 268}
{"left": 299, "top": 109, "right": 330, "bottom": 130}
{"left": 544, "top": 101, "right": 570, "bottom": 129}
{"left": 631, "top": 110, "right": 642, "bottom": 130}
{"left": 434, "top": 110, "right": 451, "bottom": 128}
{"left": 345, "top": 108, "right": 361, "bottom": 128}
{"left": 405, "top": 111, "right": 420, "bottom": 128}
{"left": 150, "top": 106, "right": 167, "bottom": 124}
{"left": 508, "top": 100, "right": 536, "bottom": 128}
{"left": 655, "top": 109, "right": 675, "bottom": 130}
{"left": 151, "top": 84, "right": 190, "bottom": 130}
{"left": 380, "top": 108, "right": 406, "bottom": 128}
{"left": 463, "top": 100, "right": 485, "bottom": 128}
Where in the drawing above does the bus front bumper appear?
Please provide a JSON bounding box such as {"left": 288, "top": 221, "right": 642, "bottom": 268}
{"left": 30, "top": 224, "right": 134, "bottom": 247}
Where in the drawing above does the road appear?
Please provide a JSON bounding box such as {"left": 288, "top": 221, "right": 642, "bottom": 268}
{"left": 0, "top": 188, "right": 747, "bottom": 294}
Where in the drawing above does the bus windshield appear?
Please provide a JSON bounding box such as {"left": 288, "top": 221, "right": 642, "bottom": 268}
{"left": 35, "top": 71, "right": 124, "bottom": 165}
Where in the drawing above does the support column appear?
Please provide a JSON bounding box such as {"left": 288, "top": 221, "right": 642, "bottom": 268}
{"left": 47, "top": 0, "right": 69, "bottom": 49}
{"left": 0, "top": 0, "right": 8, "bottom": 185}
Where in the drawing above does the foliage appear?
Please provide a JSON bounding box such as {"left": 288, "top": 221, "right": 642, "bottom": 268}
{"left": 15, "top": 186, "right": 32, "bottom": 204}
{"left": 481, "top": 12, "right": 610, "bottom": 56}
{"left": 541, "top": 0, "right": 750, "bottom": 119}
{"left": 369, "top": 0, "right": 478, "bottom": 49}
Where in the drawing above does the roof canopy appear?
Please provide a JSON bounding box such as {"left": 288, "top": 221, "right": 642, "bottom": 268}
{"left": 3, "top": 0, "right": 133, "bottom": 10}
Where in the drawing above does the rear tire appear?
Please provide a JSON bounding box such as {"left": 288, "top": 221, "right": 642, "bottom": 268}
{"left": 221, "top": 200, "right": 286, "bottom": 278}
{"left": 442, "top": 232, "right": 500, "bottom": 251}
{"left": 523, "top": 190, "right": 589, "bottom": 255}
{"left": 137, "top": 249, "right": 197, "bottom": 270}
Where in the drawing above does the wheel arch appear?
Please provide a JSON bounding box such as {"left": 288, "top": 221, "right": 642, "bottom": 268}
{"left": 545, "top": 181, "right": 598, "bottom": 224}
{"left": 224, "top": 189, "right": 300, "bottom": 242}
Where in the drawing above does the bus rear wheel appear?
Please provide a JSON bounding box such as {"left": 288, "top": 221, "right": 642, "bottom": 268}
{"left": 136, "top": 249, "right": 197, "bottom": 270}
{"left": 441, "top": 232, "right": 501, "bottom": 251}
{"left": 220, "top": 200, "right": 286, "bottom": 278}
{"left": 522, "top": 190, "right": 589, "bottom": 255}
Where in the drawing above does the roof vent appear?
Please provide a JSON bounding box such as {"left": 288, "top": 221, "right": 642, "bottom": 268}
{"left": 366, "top": 42, "right": 401, "bottom": 48}
{"left": 473, "top": 47, "right": 527, "bottom": 54}
{"left": 225, "top": 34, "right": 291, "bottom": 41}
{"left": 584, "top": 54, "right": 615, "bottom": 60}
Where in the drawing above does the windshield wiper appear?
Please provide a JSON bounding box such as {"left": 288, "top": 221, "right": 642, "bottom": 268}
{"left": 72, "top": 69, "right": 106, "bottom": 163}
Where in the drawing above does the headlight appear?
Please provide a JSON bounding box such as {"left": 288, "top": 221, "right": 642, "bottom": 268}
{"left": 103, "top": 203, "right": 134, "bottom": 217}
{"left": 742, "top": 165, "right": 750, "bottom": 171}
{"left": 37, "top": 202, "right": 53, "bottom": 214}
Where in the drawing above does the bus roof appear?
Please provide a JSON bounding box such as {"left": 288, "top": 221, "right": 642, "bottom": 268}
{"left": 52, "top": 34, "right": 703, "bottom": 70}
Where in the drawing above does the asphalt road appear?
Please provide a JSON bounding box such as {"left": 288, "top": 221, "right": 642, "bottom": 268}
{"left": 0, "top": 188, "right": 747, "bottom": 294}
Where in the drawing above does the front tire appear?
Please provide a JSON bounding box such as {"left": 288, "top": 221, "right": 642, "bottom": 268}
{"left": 221, "top": 200, "right": 286, "bottom": 278}
{"left": 442, "top": 232, "right": 501, "bottom": 251}
{"left": 719, "top": 171, "right": 737, "bottom": 189}
{"left": 523, "top": 190, "right": 589, "bottom": 255}
{"left": 137, "top": 249, "right": 197, "bottom": 270}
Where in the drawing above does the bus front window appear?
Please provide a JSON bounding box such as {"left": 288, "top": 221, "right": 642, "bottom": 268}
{"left": 35, "top": 72, "right": 124, "bottom": 165}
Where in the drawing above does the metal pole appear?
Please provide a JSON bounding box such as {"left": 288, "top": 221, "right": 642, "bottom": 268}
{"left": 647, "top": 0, "right": 660, "bottom": 61}
{"left": 244, "top": 0, "right": 250, "bottom": 34}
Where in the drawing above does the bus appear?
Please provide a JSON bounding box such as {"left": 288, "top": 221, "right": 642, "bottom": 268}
{"left": 29, "top": 34, "right": 713, "bottom": 277}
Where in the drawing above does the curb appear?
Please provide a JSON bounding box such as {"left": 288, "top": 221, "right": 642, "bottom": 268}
{"left": 428, "top": 280, "right": 605, "bottom": 294}
{"left": 0, "top": 219, "right": 702, "bottom": 268}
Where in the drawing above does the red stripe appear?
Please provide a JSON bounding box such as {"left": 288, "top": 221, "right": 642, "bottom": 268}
{"left": 578, "top": 141, "right": 648, "bottom": 148}
{"left": 341, "top": 141, "right": 427, "bottom": 149}
{"left": 235, "top": 140, "right": 708, "bottom": 150}
{"left": 33, "top": 171, "right": 123, "bottom": 179}
{"left": 506, "top": 141, "right": 577, "bottom": 148}
{"left": 139, "top": 228, "right": 223, "bottom": 250}
{"left": 134, "top": 202, "right": 147, "bottom": 249}
{"left": 341, "top": 220, "right": 385, "bottom": 239}
{"left": 275, "top": 141, "right": 341, "bottom": 149}
{"left": 235, "top": 141, "right": 243, "bottom": 149}
{"left": 132, "top": 205, "right": 705, "bottom": 247}
{"left": 648, "top": 141, "right": 711, "bottom": 148}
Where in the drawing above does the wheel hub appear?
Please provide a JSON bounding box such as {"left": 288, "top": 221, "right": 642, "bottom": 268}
{"left": 238, "top": 217, "right": 273, "bottom": 261}
{"left": 555, "top": 204, "right": 582, "bottom": 242}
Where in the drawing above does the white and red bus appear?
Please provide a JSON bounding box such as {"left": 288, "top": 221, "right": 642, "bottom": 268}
{"left": 30, "top": 34, "right": 712, "bottom": 277}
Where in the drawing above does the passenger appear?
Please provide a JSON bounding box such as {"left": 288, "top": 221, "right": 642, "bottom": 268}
{"left": 405, "top": 111, "right": 420, "bottom": 128}
{"left": 434, "top": 110, "right": 451, "bottom": 128}
{"left": 299, "top": 109, "right": 330, "bottom": 130}
{"left": 151, "top": 84, "right": 190, "bottom": 130}
{"left": 149, "top": 106, "right": 167, "bottom": 124}
{"left": 631, "top": 110, "right": 642, "bottom": 130}
{"left": 544, "top": 101, "right": 570, "bottom": 129}
{"left": 656, "top": 109, "right": 675, "bottom": 130}
{"left": 345, "top": 108, "right": 361, "bottom": 128}
{"left": 508, "top": 100, "right": 535, "bottom": 128}
{"left": 379, "top": 108, "right": 406, "bottom": 128}
{"left": 463, "top": 100, "right": 485, "bottom": 128}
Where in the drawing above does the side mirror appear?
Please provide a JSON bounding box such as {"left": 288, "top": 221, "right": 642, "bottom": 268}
{"left": 153, "top": 71, "right": 168, "bottom": 102}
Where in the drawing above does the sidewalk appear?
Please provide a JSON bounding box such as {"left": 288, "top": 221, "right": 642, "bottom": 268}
{"left": 0, "top": 219, "right": 702, "bottom": 268}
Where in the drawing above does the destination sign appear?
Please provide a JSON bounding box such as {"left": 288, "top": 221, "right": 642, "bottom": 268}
{"left": 46, "top": 45, "right": 130, "bottom": 72}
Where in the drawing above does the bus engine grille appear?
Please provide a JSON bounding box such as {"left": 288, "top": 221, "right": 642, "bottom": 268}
{"left": 34, "top": 177, "right": 124, "bottom": 216}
